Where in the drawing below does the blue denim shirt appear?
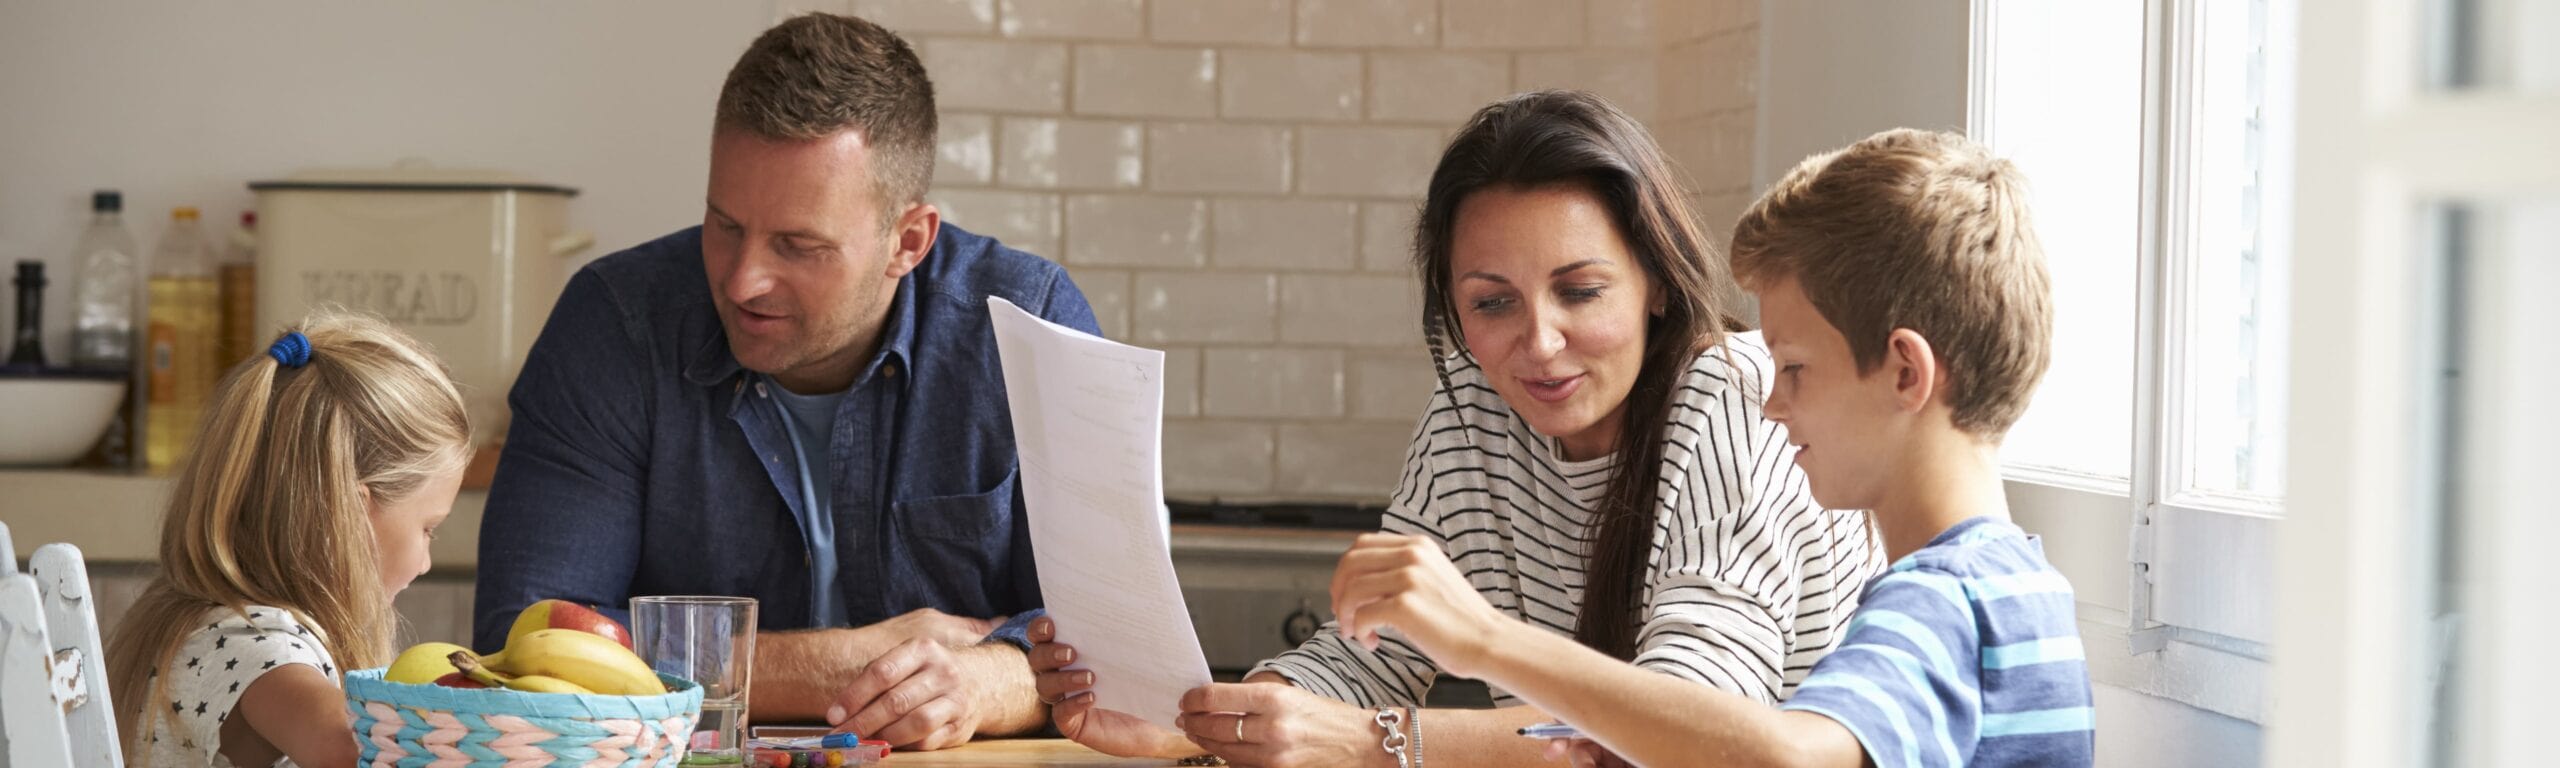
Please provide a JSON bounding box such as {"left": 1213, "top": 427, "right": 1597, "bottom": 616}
{"left": 472, "top": 224, "right": 1097, "bottom": 652}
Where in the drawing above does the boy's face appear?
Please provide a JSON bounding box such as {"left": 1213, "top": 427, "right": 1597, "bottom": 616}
{"left": 1755, "top": 275, "right": 1902, "bottom": 510}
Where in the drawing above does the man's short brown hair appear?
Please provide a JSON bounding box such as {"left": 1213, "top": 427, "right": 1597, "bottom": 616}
{"left": 716, "top": 13, "right": 938, "bottom": 223}
{"left": 1730, "top": 128, "right": 2053, "bottom": 439}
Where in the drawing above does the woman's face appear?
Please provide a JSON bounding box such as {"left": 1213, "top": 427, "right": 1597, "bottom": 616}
{"left": 1446, "top": 184, "right": 1659, "bottom": 461}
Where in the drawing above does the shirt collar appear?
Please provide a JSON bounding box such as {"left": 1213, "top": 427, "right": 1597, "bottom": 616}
{"left": 682, "top": 269, "right": 922, "bottom": 392}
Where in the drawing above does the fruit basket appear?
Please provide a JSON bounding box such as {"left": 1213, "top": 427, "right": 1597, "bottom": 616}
{"left": 344, "top": 668, "right": 705, "bottom": 767}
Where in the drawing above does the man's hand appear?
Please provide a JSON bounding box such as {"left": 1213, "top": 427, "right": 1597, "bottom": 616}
{"left": 825, "top": 637, "right": 1039, "bottom": 750}
{"left": 879, "top": 607, "right": 1002, "bottom": 648}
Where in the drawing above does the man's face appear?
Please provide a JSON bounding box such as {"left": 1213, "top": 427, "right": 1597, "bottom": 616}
{"left": 703, "top": 128, "right": 915, "bottom": 393}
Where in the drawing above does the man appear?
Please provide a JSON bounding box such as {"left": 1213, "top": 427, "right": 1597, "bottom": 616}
{"left": 474, "top": 13, "right": 1092, "bottom": 750}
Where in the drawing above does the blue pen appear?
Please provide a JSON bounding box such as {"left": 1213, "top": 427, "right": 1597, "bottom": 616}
{"left": 1516, "top": 721, "right": 1584, "bottom": 740}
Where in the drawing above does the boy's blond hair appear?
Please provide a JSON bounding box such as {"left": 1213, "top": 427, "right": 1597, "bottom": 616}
{"left": 1730, "top": 128, "right": 2052, "bottom": 438}
{"left": 104, "top": 311, "right": 469, "bottom": 762}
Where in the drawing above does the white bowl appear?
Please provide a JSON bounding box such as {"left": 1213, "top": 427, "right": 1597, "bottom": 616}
{"left": 0, "top": 374, "right": 128, "bottom": 466}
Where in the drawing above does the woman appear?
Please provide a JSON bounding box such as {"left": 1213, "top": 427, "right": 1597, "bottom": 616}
{"left": 1030, "top": 90, "right": 1882, "bottom": 767}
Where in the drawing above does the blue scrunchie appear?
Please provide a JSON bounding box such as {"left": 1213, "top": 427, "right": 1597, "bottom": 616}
{"left": 268, "top": 331, "right": 312, "bottom": 369}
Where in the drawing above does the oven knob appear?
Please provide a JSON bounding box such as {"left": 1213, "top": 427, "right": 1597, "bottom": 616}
{"left": 1282, "top": 599, "right": 1321, "bottom": 646}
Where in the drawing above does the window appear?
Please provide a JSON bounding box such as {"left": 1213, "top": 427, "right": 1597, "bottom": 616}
{"left": 2271, "top": 0, "right": 2560, "bottom": 763}
{"left": 1972, "top": 0, "right": 2296, "bottom": 665}
{"left": 1975, "top": 0, "right": 2140, "bottom": 488}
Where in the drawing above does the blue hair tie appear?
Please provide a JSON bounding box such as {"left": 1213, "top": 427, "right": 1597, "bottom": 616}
{"left": 268, "top": 331, "right": 312, "bottom": 368}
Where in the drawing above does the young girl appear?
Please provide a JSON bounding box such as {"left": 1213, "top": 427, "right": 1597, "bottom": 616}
{"left": 105, "top": 312, "right": 470, "bottom": 767}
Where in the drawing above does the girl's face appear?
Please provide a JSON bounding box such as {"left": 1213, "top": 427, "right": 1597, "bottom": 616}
{"left": 1446, "top": 184, "right": 1659, "bottom": 461}
{"left": 367, "top": 464, "right": 462, "bottom": 599}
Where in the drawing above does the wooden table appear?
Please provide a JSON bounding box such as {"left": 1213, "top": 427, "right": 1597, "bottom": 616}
{"left": 876, "top": 739, "right": 1177, "bottom": 766}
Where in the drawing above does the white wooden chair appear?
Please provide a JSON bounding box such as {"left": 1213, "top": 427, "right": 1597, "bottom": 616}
{"left": 0, "top": 521, "right": 122, "bottom": 768}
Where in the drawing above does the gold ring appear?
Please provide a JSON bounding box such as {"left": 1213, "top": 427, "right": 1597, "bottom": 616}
{"left": 1234, "top": 713, "right": 1246, "bottom": 742}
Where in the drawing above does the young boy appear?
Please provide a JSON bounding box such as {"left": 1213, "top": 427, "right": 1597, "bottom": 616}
{"left": 1324, "top": 127, "right": 2093, "bottom": 767}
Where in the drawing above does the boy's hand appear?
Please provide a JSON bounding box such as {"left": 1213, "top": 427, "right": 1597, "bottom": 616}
{"left": 1543, "top": 738, "right": 1633, "bottom": 768}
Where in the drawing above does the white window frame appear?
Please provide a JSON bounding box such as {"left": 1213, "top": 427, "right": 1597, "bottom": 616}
{"left": 2270, "top": 0, "right": 2560, "bottom": 764}
{"left": 1968, "top": 0, "right": 2291, "bottom": 723}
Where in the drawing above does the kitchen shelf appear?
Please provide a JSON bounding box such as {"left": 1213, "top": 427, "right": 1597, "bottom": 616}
{"left": 0, "top": 468, "right": 487, "bottom": 566}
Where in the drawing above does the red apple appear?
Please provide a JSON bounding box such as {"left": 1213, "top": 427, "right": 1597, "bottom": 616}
{"left": 509, "top": 599, "right": 633, "bottom": 650}
{"left": 432, "top": 672, "right": 489, "bottom": 690}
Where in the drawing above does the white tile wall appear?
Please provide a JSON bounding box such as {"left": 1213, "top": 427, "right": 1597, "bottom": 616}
{"left": 1151, "top": 0, "right": 1293, "bottom": 45}
{"left": 1074, "top": 45, "right": 1220, "bottom": 117}
{"left": 1067, "top": 194, "right": 1211, "bottom": 267}
{"left": 921, "top": 38, "right": 1068, "bottom": 111}
{"left": 931, "top": 187, "right": 1062, "bottom": 258}
{"left": 1000, "top": 117, "right": 1146, "bottom": 189}
{"left": 998, "top": 0, "right": 1143, "bottom": 39}
{"left": 937, "top": 112, "right": 997, "bottom": 185}
{"left": 1367, "top": 51, "right": 1513, "bottom": 125}
{"left": 1219, "top": 50, "right": 1364, "bottom": 121}
{"left": 1067, "top": 265, "right": 1135, "bottom": 338}
{"left": 869, "top": 0, "right": 1757, "bottom": 500}
{"left": 1149, "top": 123, "right": 1294, "bottom": 193}
{"left": 1442, "top": 0, "right": 1586, "bottom": 50}
{"left": 1134, "top": 272, "right": 1277, "bottom": 343}
{"left": 1295, "top": 0, "right": 1437, "bottom": 48}
{"left": 855, "top": 0, "right": 998, "bottom": 34}
{"left": 1212, "top": 199, "right": 1357, "bottom": 270}
{"left": 1298, "top": 126, "right": 1444, "bottom": 196}
{"left": 1279, "top": 274, "right": 1421, "bottom": 346}
{"left": 1202, "top": 348, "right": 1345, "bottom": 418}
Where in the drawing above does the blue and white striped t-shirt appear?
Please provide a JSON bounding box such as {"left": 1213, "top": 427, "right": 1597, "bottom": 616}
{"left": 1780, "top": 516, "right": 2094, "bottom": 767}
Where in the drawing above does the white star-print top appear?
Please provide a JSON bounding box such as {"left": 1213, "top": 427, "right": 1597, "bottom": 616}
{"left": 137, "top": 605, "right": 337, "bottom": 768}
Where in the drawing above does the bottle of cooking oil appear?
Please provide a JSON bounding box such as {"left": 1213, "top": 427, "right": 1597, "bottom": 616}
{"left": 146, "top": 206, "right": 220, "bottom": 471}
{"left": 217, "top": 211, "right": 258, "bottom": 367}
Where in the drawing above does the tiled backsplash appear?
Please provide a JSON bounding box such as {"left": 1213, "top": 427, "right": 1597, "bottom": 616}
{"left": 854, "top": 0, "right": 1763, "bottom": 501}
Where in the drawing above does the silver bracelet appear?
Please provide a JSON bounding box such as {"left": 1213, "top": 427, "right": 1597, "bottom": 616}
{"left": 1375, "top": 707, "right": 1411, "bottom": 768}
{"left": 1408, "top": 707, "right": 1423, "bottom": 767}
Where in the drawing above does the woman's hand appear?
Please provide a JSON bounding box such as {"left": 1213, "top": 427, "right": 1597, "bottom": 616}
{"left": 1025, "top": 617, "right": 1200, "bottom": 758}
{"left": 1175, "top": 681, "right": 1396, "bottom": 768}
{"left": 1329, "top": 533, "right": 1513, "bottom": 679}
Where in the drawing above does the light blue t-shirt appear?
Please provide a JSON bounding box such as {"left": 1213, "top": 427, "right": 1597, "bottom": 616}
{"left": 1780, "top": 516, "right": 2095, "bottom": 768}
{"left": 767, "top": 376, "right": 849, "bottom": 628}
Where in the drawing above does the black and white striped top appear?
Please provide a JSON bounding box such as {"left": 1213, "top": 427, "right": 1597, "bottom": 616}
{"left": 1251, "top": 332, "right": 1883, "bottom": 708}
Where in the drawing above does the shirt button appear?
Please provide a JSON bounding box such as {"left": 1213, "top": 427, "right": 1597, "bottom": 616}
{"left": 885, "top": 363, "right": 899, "bottom": 379}
{"left": 755, "top": 382, "right": 769, "bottom": 398}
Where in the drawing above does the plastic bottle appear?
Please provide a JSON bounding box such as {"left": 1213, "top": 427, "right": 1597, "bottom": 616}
{"left": 218, "top": 211, "right": 258, "bottom": 367}
{"left": 145, "top": 206, "right": 220, "bottom": 471}
{"left": 8, "top": 260, "right": 46, "bottom": 368}
{"left": 71, "top": 190, "right": 139, "bottom": 369}
{"left": 72, "top": 189, "right": 142, "bottom": 468}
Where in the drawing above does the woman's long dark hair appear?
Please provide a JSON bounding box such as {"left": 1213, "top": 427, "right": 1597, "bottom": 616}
{"left": 1412, "top": 90, "right": 1746, "bottom": 660}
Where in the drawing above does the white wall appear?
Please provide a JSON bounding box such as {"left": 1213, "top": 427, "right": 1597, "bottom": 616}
{"left": 0, "top": 0, "right": 777, "bottom": 362}
{"left": 1757, "top": 2, "right": 2263, "bottom": 765}
{"left": 1755, "top": 0, "right": 1970, "bottom": 186}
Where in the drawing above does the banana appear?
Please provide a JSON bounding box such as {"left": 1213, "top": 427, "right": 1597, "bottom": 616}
{"left": 502, "top": 674, "right": 598, "bottom": 695}
{"left": 490, "top": 629, "right": 667, "bottom": 695}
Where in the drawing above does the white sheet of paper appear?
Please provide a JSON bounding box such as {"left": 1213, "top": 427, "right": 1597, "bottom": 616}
{"left": 988, "top": 297, "right": 1210, "bottom": 729}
